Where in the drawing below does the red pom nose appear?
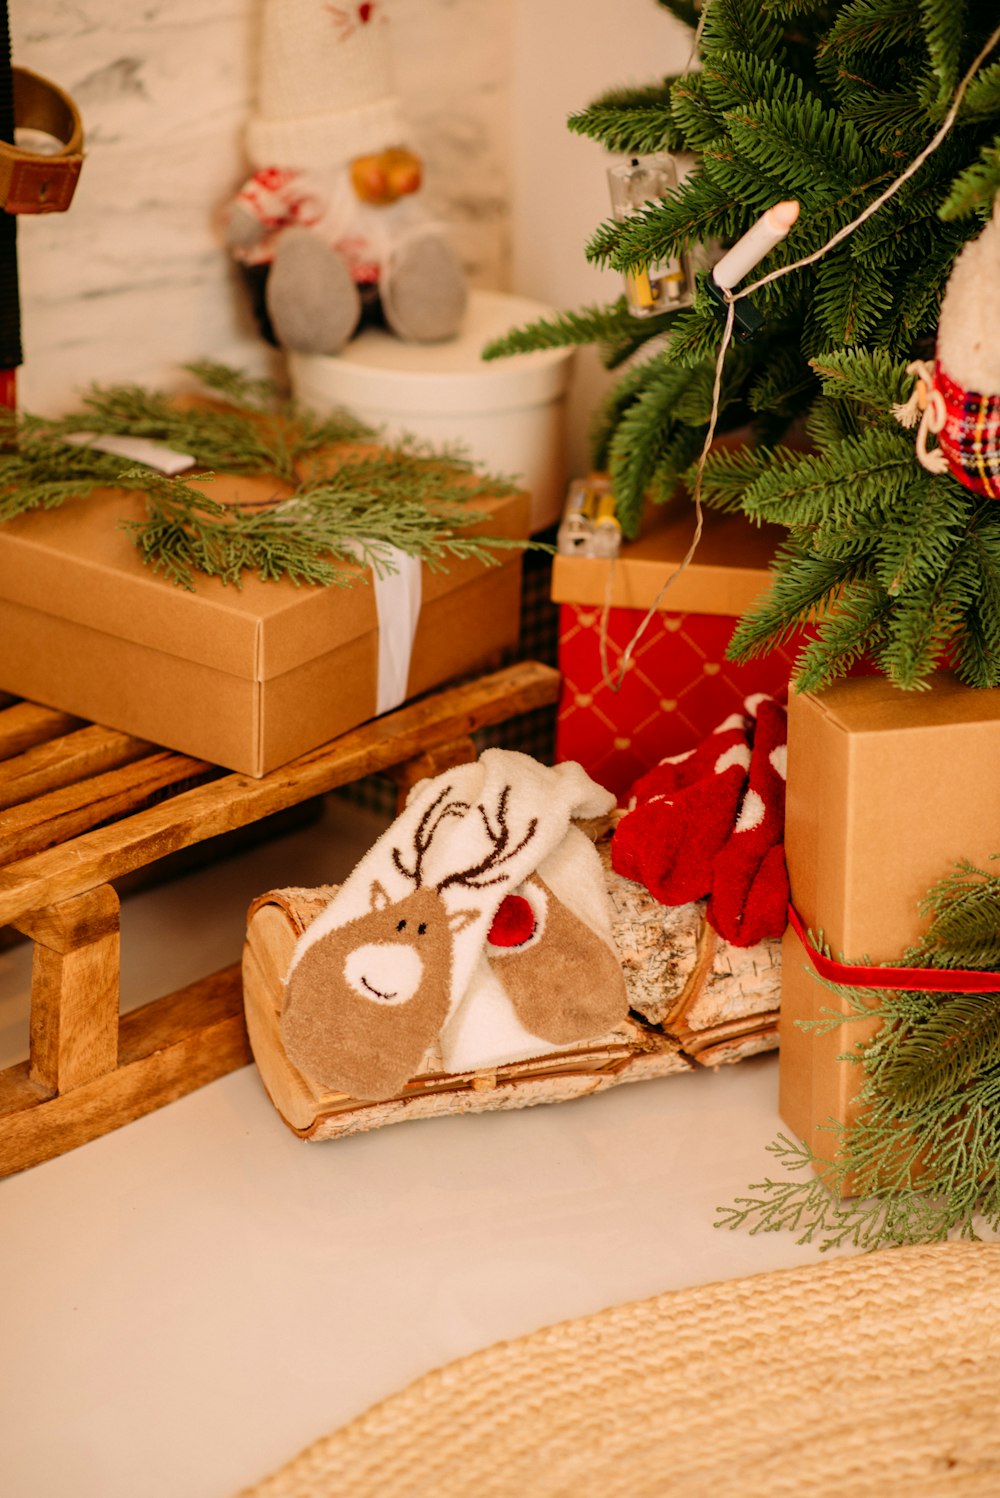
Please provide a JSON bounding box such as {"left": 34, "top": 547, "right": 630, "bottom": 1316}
{"left": 487, "top": 894, "right": 535, "bottom": 947}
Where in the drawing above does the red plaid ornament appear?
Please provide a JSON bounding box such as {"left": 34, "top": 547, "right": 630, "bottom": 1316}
{"left": 897, "top": 359, "right": 1000, "bottom": 500}
{"left": 896, "top": 211, "right": 1000, "bottom": 500}
{"left": 935, "top": 364, "right": 1000, "bottom": 499}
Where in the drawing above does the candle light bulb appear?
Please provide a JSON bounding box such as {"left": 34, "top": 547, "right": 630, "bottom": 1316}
{"left": 712, "top": 200, "right": 800, "bottom": 292}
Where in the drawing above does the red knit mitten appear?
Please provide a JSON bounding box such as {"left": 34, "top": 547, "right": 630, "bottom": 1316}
{"left": 627, "top": 707, "right": 753, "bottom": 805}
{"left": 611, "top": 707, "right": 754, "bottom": 905}
{"left": 707, "top": 697, "right": 789, "bottom": 946}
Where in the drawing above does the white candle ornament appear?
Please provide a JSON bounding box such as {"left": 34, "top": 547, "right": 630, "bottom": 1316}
{"left": 711, "top": 200, "right": 800, "bottom": 292}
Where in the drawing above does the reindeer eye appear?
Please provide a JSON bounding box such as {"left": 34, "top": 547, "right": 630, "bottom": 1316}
{"left": 417, "top": 922, "right": 427, "bottom": 935}
{"left": 396, "top": 919, "right": 407, "bottom": 931}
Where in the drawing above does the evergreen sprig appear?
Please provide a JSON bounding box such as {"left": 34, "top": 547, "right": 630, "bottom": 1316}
{"left": 939, "top": 137, "right": 1000, "bottom": 218}
{"left": 568, "top": 83, "right": 684, "bottom": 155}
{"left": 0, "top": 366, "right": 527, "bottom": 591}
{"left": 909, "top": 856, "right": 1000, "bottom": 970}
{"left": 481, "top": 298, "right": 681, "bottom": 368}
{"left": 37, "top": 360, "right": 373, "bottom": 481}
{"left": 717, "top": 858, "right": 1000, "bottom": 1251}
{"left": 484, "top": 0, "right": 1000, "bottom": 691}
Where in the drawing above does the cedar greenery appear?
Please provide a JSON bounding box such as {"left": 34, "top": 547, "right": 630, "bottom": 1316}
{"left": 482, "top": 0, "right": 1000, "bottom": 692}
{"left": 0, "top": 361, "right": 525, "bottom": 591}
{"left": 717, "top": 858, "right": 1000, "bottom": 1250}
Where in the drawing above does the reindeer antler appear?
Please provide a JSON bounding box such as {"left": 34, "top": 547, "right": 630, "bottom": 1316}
{"left": 391, "top": 784, "right": 470, "bottom": 887}
{"left": 437, "top": 785, "right": 538, "bottom": 892}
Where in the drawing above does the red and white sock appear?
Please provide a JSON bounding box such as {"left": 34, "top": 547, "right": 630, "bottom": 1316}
{"left": 626, "top": 705, "right": 754, "bottom": 807}
{"left": 611, "top": 705, "right": 754, "bottom": 904}
{"left": 707, "top": 697, "right": 789, "bottom": 946}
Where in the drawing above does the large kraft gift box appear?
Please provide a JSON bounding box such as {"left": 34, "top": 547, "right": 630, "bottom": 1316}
{"left": 780, "top": 671, "right": 1000, "bottom": 1166}
{"left": 550, "top": 501, "right": 801, "bottom": 801}
{"left": 0, "top": 476, "right": 528, "bottom": 776}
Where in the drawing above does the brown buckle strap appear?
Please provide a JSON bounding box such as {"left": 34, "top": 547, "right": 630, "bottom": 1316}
{"left": 0, "top": 67, "right": 84, "bottom": 215}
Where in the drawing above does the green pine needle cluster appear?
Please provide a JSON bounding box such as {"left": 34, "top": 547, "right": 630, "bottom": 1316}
{"left": 717, "top": 857, "right": 1000, "bottom": 1251}
{"left": 483, "top": 0, "right": 1000, "bottom": 692}
{"left": 0, "top": 362, "right": 525, "bottom": 591}
{"left": 721, "top": 348, "right": 1000, "bottom": 690}
{"left": 568, "top": 83, "right": 686, "bottom": 156}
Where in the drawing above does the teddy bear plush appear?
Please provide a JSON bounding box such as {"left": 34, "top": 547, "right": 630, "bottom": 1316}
{"left": 223, "top": 0, "right": 467, "bottom": 355}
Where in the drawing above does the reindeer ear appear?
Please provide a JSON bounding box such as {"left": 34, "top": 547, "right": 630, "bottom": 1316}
{"left": 370, "top": 881, "right": 392, "bottom": 911}
{"left": 448, "top": 907, "right": 480, "bottom": 934}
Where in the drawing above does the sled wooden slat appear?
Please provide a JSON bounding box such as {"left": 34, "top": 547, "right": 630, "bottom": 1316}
{"left": 0, "top": 725, "right": 155, "bottom": 810}
{"left": 0, "top": 750, "right": 216, "bottom": 867}
{"left": 0, "top": 702, "right": 85, "bottom": 760}
{"left": 0, "top": 661, "right": 561, "bottom": 1176}
{"left": 0, "top": 660, "right": 559, "bottom": 930}
{"left": 0, "top": 963, "right": 249, "bottom": 1176}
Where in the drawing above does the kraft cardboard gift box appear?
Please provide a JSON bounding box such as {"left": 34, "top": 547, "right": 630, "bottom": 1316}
{"left": 550, "top": 498, "right": 802, "bottom": 801}
{"left": 780, "top": 671, "right": 1000, "bottom": 1167}
{"left": 0, "top": 476, "right": 528, "bottom": 776}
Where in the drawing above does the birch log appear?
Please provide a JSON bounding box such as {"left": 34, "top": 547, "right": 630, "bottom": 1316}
{"left": 599, "top": 833, "right": 782, "bottom": 1063}
{"left": 242, "top": 834, "right": 781, "bottom": 1142}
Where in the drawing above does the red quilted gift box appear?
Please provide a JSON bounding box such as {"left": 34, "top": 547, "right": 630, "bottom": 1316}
{"left": 551, "top": 501, "right": 802, "bottom": 802}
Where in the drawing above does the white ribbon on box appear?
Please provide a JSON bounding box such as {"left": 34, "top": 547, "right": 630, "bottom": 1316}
{"left": 368, "top": 545, "right": 423, "bottom": 715}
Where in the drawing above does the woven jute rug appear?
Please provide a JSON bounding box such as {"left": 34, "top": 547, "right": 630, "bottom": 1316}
{"left": 238, "top": 1241, "right": 1000, "bottom": 1497}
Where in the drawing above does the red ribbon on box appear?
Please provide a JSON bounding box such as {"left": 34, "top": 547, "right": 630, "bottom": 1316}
{"left": 787, "top": 904, "right": 1000, "bottom": 995}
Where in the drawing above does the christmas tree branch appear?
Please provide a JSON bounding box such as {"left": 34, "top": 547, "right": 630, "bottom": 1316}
{"left": 478, "top": 0, "right": 1000, "bottom": 689}
{"left": 480, "top": 299, "right": 679, "bottom": 362}
{"left": 568, "top": 82, "right": 685, "bottom": 155}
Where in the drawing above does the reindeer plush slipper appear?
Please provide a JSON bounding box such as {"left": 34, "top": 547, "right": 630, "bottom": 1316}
{"left": 282, "top": 752, "right": 629, "bottom": 1102}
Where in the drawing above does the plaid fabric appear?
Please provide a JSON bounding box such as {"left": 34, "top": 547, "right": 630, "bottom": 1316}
{"left": 937, "top": 363, "right": 1000, "bottom": 499}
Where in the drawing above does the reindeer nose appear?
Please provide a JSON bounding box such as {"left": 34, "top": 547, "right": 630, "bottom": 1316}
{"left": 344, "top": 942, "right": 424, "bottom": 1005}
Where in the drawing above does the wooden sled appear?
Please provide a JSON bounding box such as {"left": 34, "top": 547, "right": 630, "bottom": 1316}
{"left": 242, "top": 833, "right": 782, "bottom": 1142}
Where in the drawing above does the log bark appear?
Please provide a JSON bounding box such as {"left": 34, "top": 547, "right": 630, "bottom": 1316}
{"left": 599, "top": 833, "right": 781, "bottom": 1055}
